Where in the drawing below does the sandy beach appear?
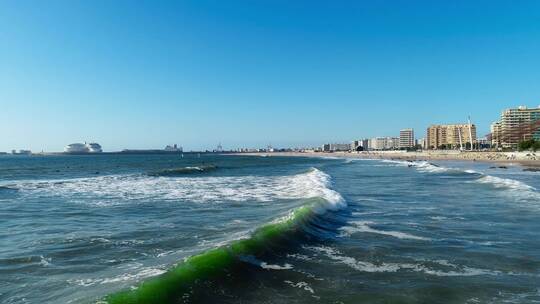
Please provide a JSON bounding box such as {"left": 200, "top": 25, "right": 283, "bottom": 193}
{"left": 235, "top": 150, "right": 540, "bottom": 169}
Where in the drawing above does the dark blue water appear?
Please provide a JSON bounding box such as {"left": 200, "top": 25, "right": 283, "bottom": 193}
{"left": 1, "top": 154, "right": 540, "bottom": 303}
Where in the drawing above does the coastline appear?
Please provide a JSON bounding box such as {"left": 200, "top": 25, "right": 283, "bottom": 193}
{"left": 232, "top": 151, "right": 540, "bottom": 169}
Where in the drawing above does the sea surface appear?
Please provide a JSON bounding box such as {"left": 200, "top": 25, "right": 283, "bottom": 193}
{"left": 1, "top": 154, "right": 540, "bottom": 303}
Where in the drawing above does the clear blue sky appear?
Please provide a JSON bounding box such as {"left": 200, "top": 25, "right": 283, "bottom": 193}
{"left": 1, "top": 0, "right": 540, "bottom": 152}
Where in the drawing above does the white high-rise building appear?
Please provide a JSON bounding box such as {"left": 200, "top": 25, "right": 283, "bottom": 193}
{"left": 399, "top": 129, "right": 415, "bottom": 149}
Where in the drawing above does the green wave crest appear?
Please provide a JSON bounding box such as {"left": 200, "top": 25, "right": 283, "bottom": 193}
{"left": 105, "top": 201, "right": 321, "bottom": 304}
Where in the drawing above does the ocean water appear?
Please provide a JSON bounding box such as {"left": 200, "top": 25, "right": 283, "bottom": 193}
{"left": 1, "top": 154, "right": 540, "bottom": 303}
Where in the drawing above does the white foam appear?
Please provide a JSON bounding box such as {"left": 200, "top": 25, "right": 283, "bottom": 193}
{"left": 305, "top": 246, "right": 401, "bottom": 273}
{"left": 306, "top": 246, "right": 502, "bottom": 277}
{"left": 339, "top": 221, "right": 431, "bottom": 241}
{"left": 67, "top": 266, "right": 167, "bottom": 287}
{"left": 286, "top": 253, "right": 314, "bottom": 261}
{"left": 380, "top": 160, "right": 449, "bottom": 173}
{"left": 380, "top": 159, "right": 410, "bottom": 166}
{"left": 239, "top": 255, "right": 294, "bottom": 270}
{"left": 473, "top": 174, "right": 540, "bottom": 202}
{"left": 39, "top": 255, "right": 51, "bottom": 267}
{"left": 284, "top": 280, "right": 315, "bottom": 294}
{"left": 100, "top": 268, "right": 166, "bottom": 284}
{"left": 429, "top": 216, "right": 447, "bottom": 221}
{"left": 260, "top": 262, "right": 294, "bottom": 270}
{"left": 351, "top": 211, "right": 384, "bottom": 216}
{"left": 15, "top": 168, "right": 345, "bottom": 209}
{"left": 412, "top": 161, "right": 449, "bottom": 173}
{"left": 475, "top": 175, "right": 535, "bottom": 191}
{"left": 379, "top": 160, "right": 540, "bottom": 202}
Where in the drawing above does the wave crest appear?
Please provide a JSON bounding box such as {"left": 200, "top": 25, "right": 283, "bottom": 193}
{"left": 14, "top": 168, "right": 345, "bottom": 208}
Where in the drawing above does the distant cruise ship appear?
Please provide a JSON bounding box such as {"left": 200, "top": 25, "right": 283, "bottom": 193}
{"left": 86, "top": 143, "right": 103, "bottom": 153}
{"left": 64, "top": 142, "right": 103, "bottom": 153}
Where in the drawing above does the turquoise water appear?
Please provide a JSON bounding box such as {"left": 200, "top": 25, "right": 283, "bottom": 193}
{"left": 1, "top": 154, "right": 540, "bottom": 303}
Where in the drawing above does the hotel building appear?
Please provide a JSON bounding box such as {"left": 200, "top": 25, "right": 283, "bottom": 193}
{"left": 426, "top": 124, "right": 477, "bottom": 149}
{"left": 490, "top": 106, "right": 540, "bottom": 149}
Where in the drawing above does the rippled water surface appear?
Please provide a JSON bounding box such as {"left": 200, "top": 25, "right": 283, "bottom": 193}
{"left": 1, "top": 154, "right": 540, "bottom": 303}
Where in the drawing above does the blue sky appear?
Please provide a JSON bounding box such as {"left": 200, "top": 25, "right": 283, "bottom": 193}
{"left": 1, "top": 0, "right": 540, "bottom": 152}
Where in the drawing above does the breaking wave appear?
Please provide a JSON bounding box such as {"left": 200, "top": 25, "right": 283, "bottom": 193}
{"left": 471, "top": 173, "right": 540, "bottom": 201}
{"left": 12, "top": 168, "right": 346, "bottom": 208}
{"left": 474, "top": 175, "right": 536, "bottom": 191}
{"left": 101, "top": 168, "right": 346, "bottom": 303}
{"left": 380, "top": 159, "right": 451, "bottom": 173}
{"left": 379, "top": 159, "right": 539, "bottom": 201}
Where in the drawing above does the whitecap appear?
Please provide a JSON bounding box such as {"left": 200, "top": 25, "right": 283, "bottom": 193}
{"left": 14, "top": 168, "right": 346, "bottom": 211}
{"left": 284, "top": 280, "right": 315, "bottom": 294}
{"left": 260, "top": 262, "right": 294, "bottom": 270}
{"left": 68, "top": 266, "right": 167, "bottom": 287}
{"left": 472, "top": 174, "right": 540, "bottom": 202}
{"left": 239, "top": 255, "right": 294, "bottom": 270}
{"left": 475, "top": 175, "right": 535, "bottom": 191}
{"left": 39, "top": 255, "right": 51, "bottom": 267}
{"left": 339, "top": 221, "right": 431, "bottom": 241}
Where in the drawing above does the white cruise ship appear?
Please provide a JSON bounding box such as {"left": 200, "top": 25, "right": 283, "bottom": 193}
{"left": 64, "top": 142, "right": 103, "bottom": 153}
{"left": 86, "top": 143, "right": 102, "bottom": 153}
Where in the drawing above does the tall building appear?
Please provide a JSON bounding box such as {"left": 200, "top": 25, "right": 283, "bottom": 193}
{"left": 426, "top": 124, "right": 477, "bottom": 149}
{"left": 399, "top": 129, "right": 415, "bottom": 149}
{"left": 491, "top": 106, "right": 540, "bottom": 149}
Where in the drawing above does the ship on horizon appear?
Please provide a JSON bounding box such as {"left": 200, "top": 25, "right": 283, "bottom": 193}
{"left": 64, "top": 142, "right": 103, "bottom": 154}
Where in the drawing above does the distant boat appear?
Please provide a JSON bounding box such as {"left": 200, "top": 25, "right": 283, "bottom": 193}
{"left": 64, "top": 143, "right": 88, "bottom": 153}
{"left": 11, "top": 150, "right": 32, "bottom": 155}
{"left": 86, "top": 143, "right": 103, "bottom": 153}
{"left": 64, "top": 142, "right": 102, "bottom": 153}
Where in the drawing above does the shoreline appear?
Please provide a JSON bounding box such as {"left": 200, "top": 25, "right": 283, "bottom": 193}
{"left": 232, "top": 151, "right": 540, "bottom": 169}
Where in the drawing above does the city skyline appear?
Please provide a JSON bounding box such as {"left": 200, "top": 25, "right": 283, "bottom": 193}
{"left": 2, "top": 1, "right": 540, "bottom": 152}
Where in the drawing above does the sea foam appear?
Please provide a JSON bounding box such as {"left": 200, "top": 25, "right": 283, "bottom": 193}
{"left": 306, "top": 246, "right": 504, "bottom": 277}
{"left": 339, "top": 221, "right": 431, "bottom": 241}
{"left": 14, "top": 168, "right": 345, "bottom": 209}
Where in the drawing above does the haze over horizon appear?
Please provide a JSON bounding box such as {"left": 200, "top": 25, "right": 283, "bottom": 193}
{"left": 1, "top": 1, "right": 540, "bottom": 152}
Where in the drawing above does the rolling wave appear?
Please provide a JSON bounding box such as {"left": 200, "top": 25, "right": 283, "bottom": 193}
{"left": 105, "top": 198, "right": 345, "bottom": 303}
{"left": 99, "top": 168, "right": 345, "bottom": 303}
